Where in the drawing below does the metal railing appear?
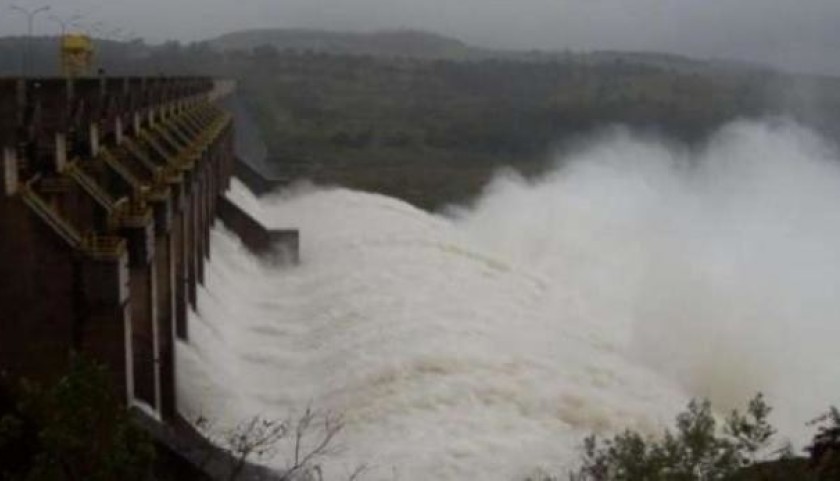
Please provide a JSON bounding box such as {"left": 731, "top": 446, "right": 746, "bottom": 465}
{"left": 122, "top": 138, "right": 163, "bottom": 177}
{"left": 19, "top": 181, "right": 83, "bottom": 248}
{"left": 82, "top": 233, "right": 127, "bottom": 260}
{"left": 139, "top": 130, "right": 180, "bottom": 166}
{"left": 64, "top": 161, "right": 119, "bottom": 213}
{"left": 99, "top": 147, "right": 143, "bottom": 190}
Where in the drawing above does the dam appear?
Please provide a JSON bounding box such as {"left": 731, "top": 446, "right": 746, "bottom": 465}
{"left": 0, "top": 76, "right": 296, "bottom": 477}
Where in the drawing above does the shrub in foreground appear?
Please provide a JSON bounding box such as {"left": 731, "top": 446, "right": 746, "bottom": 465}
{"left": 0, "top": 357, "right": 154, "bottom": 481}
{"left": 566, "top": 394, "right": 778, "bottom": 481}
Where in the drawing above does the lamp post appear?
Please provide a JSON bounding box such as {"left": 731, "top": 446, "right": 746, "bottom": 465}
{"left": 10, "top": 4, "right": 51, "bottom": 76}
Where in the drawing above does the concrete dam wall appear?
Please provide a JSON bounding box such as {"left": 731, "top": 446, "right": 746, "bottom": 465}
{"left": 0, "top": 76, "right": 296, "bottom": 436}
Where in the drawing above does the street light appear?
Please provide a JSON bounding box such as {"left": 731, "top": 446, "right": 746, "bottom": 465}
{"left": 10, "top": 4, "right": 51, "bottom": 76}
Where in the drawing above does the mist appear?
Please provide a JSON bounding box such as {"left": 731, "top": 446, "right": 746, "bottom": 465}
{"left": 4, "top": 0, "right": 840, "bottom": 74}
{"left": 176, "top": 119, "right": 840, "bottom": 479}
{"left": 457, "top": 120, "right": 840, "bottom": 430}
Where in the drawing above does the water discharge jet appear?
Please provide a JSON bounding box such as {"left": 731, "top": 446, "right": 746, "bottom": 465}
{"left": 179, "top": 119, "right": 840, "bottom": 480}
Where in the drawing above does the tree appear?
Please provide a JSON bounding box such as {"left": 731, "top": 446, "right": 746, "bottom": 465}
{"left": 566, "top": 394, "right": 778, "bottom": 481}
{"left": 0, "top": 356, "right": 155, "bottom": 481}
{"left": 806, "top": 407, "right": 840, "bottom": 479}
{"left": 198, "top": 406, "right": 363, "bottom": 481}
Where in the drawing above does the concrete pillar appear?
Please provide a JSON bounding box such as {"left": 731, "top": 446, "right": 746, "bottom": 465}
{"left": 54, "top": 133, "right": 67, "bottom": 172}
{"left": 203, "top": 162, "right": 213, "bottom": 258}
{"left": 173, "top": 210, "right": 189, "bottom": 340}
{"left": 195, "top": 169, "right": 206, "bottom": 284}
{"left": 3, "top": 147, "right": 18, "bottom": 196}
{"left": 115, "top": 117, "right": 124, "bottom": 145}
{"left": 208, "top": 151, "right": 218, "bottom": 230}
{"left": 185, "top": 174, "right": 198, "bottom": 309}
{"left": 122, "top": 218, "right": 160, "bottom": 414}
{"left": 152, "top": 194, "right": 177, "bottom": 420}
{"left": 89, "top": 123, "right": 100, "bottom": 158}
{"left": 170, "top": 179, "right": 189, "bottom": 341}
{"left": 80, "top": 305, "right": 133, "bottom": 403}
{"left": 79, "top": 250, "right": 133, "bottom": 405}
{"left": 129, "top": 262, "right": 158, "bottom": 410}
{"left": 192, "top": 169, "right": 203, "bottom": 286}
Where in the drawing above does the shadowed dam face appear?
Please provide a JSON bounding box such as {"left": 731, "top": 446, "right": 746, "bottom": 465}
{"left": 177, "top": 119, "right": 840, "bottom": 480}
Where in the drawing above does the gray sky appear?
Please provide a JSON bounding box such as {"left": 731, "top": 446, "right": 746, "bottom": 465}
{"left": 1, "top": 0, "right": 839, "bottom": 74}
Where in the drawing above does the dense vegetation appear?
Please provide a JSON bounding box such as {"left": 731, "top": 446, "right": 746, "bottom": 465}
{"left": 528, "top": 395, "right": 840, "bottom": 481}
{"left": 233, "top": 50, "right": 774, "bottom": 207}
{"left": 0, "top": 357, "right": 155, "bottom": 480}
{"left": 568, "top": 395, "right": 785, "bottom": 481}
{"left": 220, "top": 43, "right": 840, "bottom": 208}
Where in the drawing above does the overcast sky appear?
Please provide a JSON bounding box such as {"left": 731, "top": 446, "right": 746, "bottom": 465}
{"left": 1, "top": 0, "right": 839, "bottom": 74}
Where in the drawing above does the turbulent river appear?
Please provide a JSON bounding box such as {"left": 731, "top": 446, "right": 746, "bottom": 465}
{"left": 177, "top": 120, "right": 840, "bottom": 480}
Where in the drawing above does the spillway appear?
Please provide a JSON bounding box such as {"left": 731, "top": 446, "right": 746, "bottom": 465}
{"left": 178, "top": 120, "right": 840, "bottom": 480}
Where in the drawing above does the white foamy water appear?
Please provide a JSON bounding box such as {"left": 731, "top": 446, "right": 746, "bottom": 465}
{"left": 178, "top": 120, "right": 840, "bottom": 480}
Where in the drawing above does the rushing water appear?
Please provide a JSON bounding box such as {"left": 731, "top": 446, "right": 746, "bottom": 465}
{"left": 177, "top": 120, "right": 840, "bottom": 480}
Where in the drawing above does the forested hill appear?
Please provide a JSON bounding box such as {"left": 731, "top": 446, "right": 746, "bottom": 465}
{"left": 209, "top": 29, "right": 473, "bottom": 59}
{"left": 207, "top": 28, "right": 767, "bottom": 74}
